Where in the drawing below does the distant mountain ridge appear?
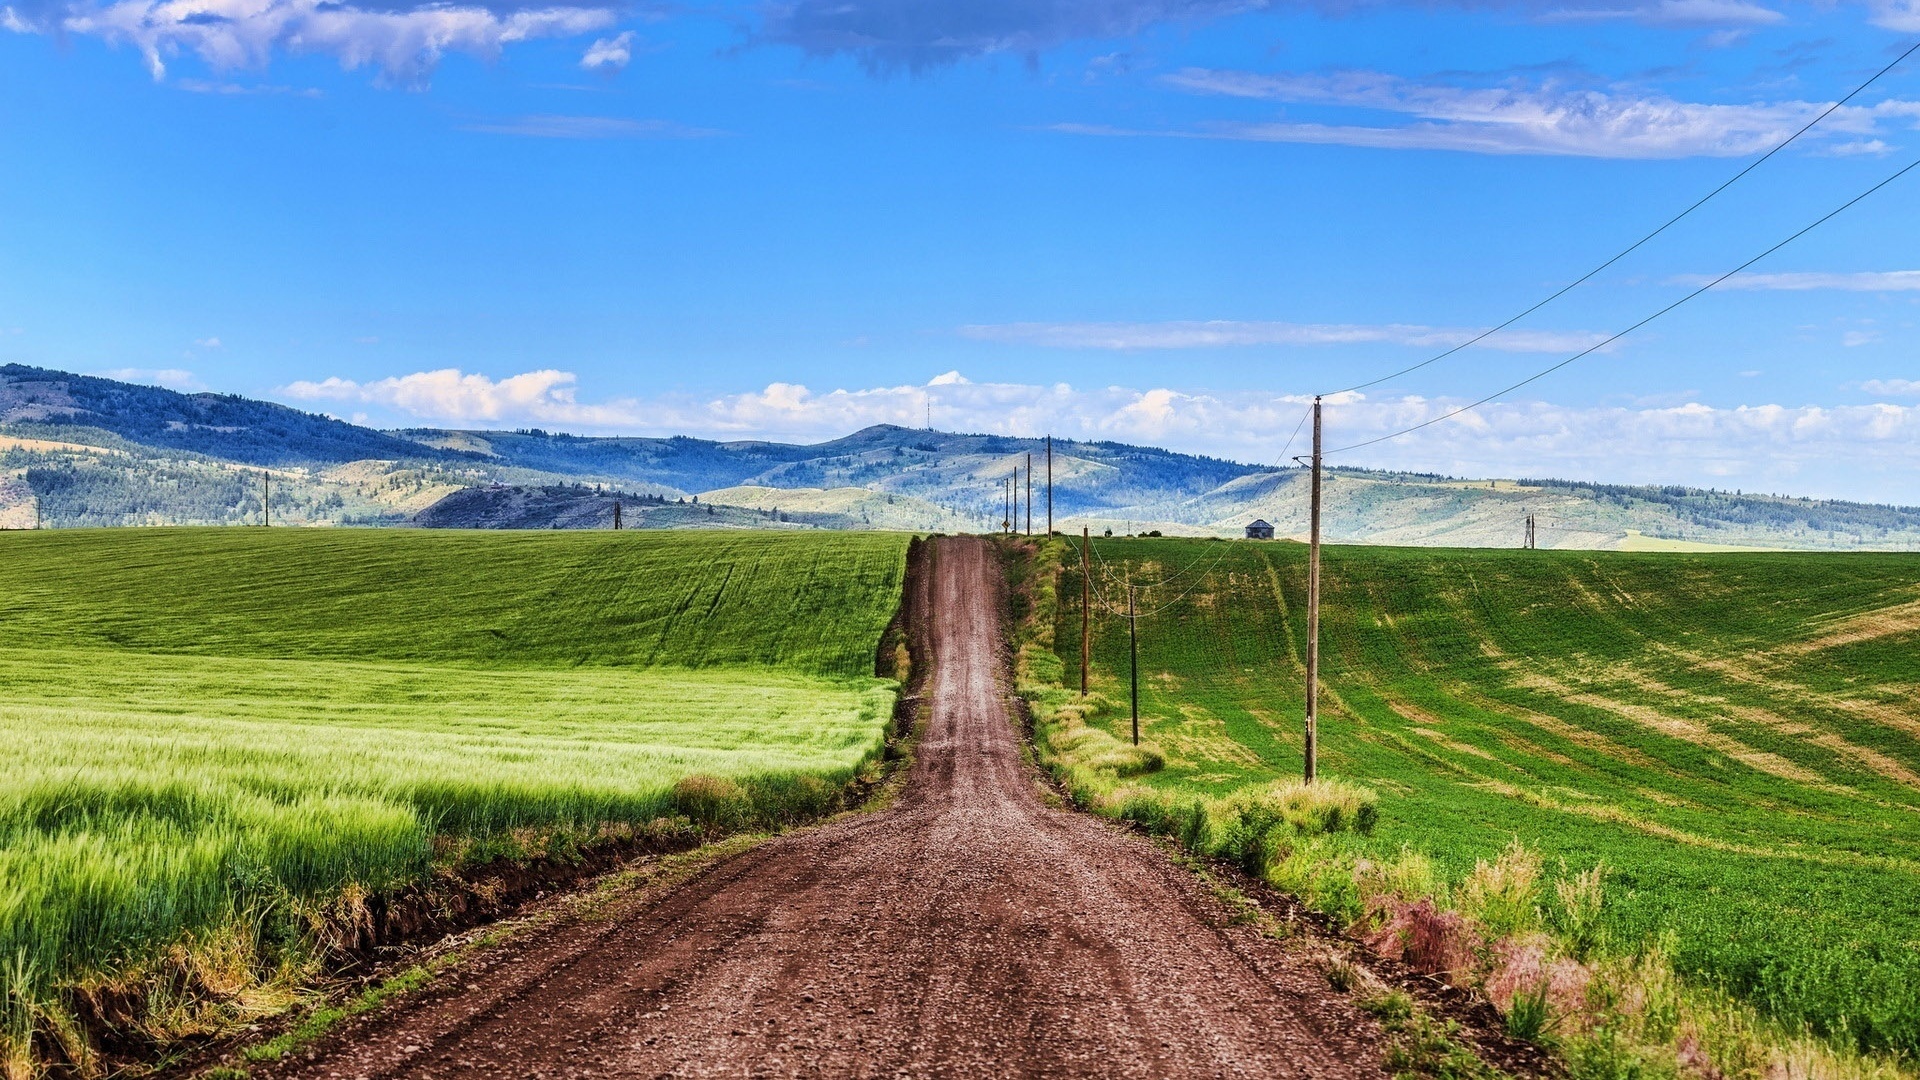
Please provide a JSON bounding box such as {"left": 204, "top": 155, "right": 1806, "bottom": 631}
{"left": 3, "top": 365, "right": 1918, "bottom": 550}
{"left": 0, "top": 364, "right": 457, "bottom": 466}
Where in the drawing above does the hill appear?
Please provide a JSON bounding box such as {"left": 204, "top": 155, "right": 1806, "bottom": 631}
{"left": 5, "top": 366, "right": 1919, "bottom": 548}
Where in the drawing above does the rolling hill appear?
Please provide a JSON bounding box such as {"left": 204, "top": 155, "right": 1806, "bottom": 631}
{"left": 4, "top": 365, "right": 1918, "bottom": 549}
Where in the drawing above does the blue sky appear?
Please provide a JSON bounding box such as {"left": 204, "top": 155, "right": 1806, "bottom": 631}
{"left": 4, "top": 0, "right": 1920, "bottom": 500}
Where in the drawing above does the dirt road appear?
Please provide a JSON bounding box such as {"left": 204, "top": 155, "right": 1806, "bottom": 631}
{"left": 268, "top": 537, "right": 1389, "bottom": 1079}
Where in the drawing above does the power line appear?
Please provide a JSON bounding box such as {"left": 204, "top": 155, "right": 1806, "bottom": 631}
{"left": 1321, "top": 40, "right": 1920, "bottom": 399}
{"left": 1084, "top": 537, "right": 1237, "bottom": 619}
{"left": 1263, "top": 400, "right": 1316, "bottom": 475}
{"left": 1326, "top": 153, "right": 1920, "bottom": 457}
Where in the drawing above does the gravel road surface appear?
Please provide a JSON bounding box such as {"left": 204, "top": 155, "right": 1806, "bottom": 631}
{"left": 266, "top": 536, "right": 1389, "bottom": 1079}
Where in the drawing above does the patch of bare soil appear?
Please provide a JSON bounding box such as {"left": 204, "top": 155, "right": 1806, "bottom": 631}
{"left": 253, "top": 538, "right": 1398, "bottom": 1079}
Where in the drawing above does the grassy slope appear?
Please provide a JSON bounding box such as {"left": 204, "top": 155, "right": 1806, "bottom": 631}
{"left": 0, "top": 528, "right": 909, "bottom": 1044}
{"left": 1052, "top": 538, "right": 1920, "bottom": 1055}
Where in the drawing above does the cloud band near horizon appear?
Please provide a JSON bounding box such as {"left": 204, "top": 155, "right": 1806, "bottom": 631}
{"left": 280, "top": 367, "right": 1920, "bottom": 503}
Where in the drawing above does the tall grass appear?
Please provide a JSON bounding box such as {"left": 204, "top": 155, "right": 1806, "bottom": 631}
{"left": 0, "top": 528, "right": 912, "bottom": 1071}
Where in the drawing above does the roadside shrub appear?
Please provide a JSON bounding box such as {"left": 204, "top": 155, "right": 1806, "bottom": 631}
{"left": 1367, "top": 898, "right": 1475, "bottom": 981}
{"left": 1486, "top": 936, "right": 1589, "bottom": 1042}
{"left": 1216, "top": 779, "right": 1378, "bottom": 839}
{"left": 1268, "top": 836, "right": 1367, "bottom": 926}
{"left": 1457, "top": 839, "right": 1543, "bottom": 939}
{"left": 1553, "top": 861, "right": 1608, "bottom": 961}
{"left": 671, "top": 775, "right": 748, "bottom": 835}
{"left": 1358, "top": 846, "right": 1447, "bottom": 929}
{"left": 1174, "top": 799, "right": 1210, "bottom": 851}
{"left": 1506, "top": 978, "right": 1554, "bottom": 1041}
{"left": 1563, "top": 1023, "right": 1679, "bottom": 1080}
{"left": 743, "top": 772, "right": 843, "bottom": 827}
{"left": 1216, "top": 796, "right": 1288, "bottom": 877}
{"left": 1047, "top": 721, "right": 1164, "bottom": 778}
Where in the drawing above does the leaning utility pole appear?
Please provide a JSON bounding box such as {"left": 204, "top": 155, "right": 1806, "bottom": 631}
{"left": 1045, "top": 436, "right": 1054, "bottom": 535}
{"left": 1304, "top": 395, "right": 1322, "bottom": 784}
{"left": 1025, "top": 452, "right": 1033, "bottom": 536}
{"left": 1080, "top": 526, "right": 1092, "bottom": 696}
{"left": 1128, "top": 583, "right": 1140, "bottom": 746}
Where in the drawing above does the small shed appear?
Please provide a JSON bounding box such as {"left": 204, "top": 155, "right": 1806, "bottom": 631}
{"left": 1245, "top": 519, "right": 1275, "bottom": 540}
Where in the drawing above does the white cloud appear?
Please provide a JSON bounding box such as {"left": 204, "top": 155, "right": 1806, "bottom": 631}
{"left": 93, "top": 367, "right": 202, "bottom": 390}
{"left": 282, "top": 368, "right": 645, "bottom": 426}
{"left": 1687, "top": 270, "right": 1920, "bottom": 291}
{"left": 193, "top": 336, "right": 222, "bottom": 348}
{"left": 1076, "top": 69, "right": 1920, "bottom": 158}
{"left": 959, "top": 319, "right": 1607, "bottom": 353}
{"left": 459, "top": 115, "right": 721, "bottom": 138}
{"left": 10, "top": 0, "right": 617, "bottom": 83}
{"left": 1843, "top": 330, "right": 1882, "bottom": 347}
{"left": 1540, "top": 0, "right": 1784, "bottom": 26}
{"left": 175, "top": 78, "right": 322, "bottom": 96}
{"left": 1868, "top": 0, "right": 1920, "bottom": 30}
{"left": 579, "top": 29, "right": 633, "bottom": 70}
{"left": 1862, "top": 378, "right": 1920, "bottom": 396}
{"left": 275, "top": 367, "right": 1920, "bottom": 501}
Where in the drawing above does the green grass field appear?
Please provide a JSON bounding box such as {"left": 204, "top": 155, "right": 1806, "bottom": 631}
{"left": 1039, "top": 538, "right": 1920, "bottom": 1059}
{"left": 0, "top": 527, "right": 909, "bottom": 1059}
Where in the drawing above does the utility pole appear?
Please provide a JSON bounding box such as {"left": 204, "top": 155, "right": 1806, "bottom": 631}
{"left": 1128, "top": 583, "right": 1140, "bottom": 747}
{"left": 1044, "top": 434, "right": 1059, "bottom": 534}
{"left": 1080, "top": 526, "right": 1091, "bottom": 697}
{"left": 614, "top": 501, "right": 623, "bottom": 530}
{"left": 1002, "top": 478, "right": 1010, "bottom": 534}
{"left": 1304, "top": 395, "right": 1322, "bottom": 784}
{"left": 262, "top": 471, "right": 270, "bottom": 528}
{"left": 1025, "top": 452, "right": 1033, "bottom": 536}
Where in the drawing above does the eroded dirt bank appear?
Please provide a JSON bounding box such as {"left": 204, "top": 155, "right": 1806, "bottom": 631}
{"left": 261, "top": 536, "right": 1390, "bottom": 1079}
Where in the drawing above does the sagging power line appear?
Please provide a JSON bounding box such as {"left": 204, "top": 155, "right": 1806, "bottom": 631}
{"left": 1326, "top": 152, "right": 1920, "bottom": 457}
{"left": 1320, "top": 40, "right": 1920, "bottom": 399}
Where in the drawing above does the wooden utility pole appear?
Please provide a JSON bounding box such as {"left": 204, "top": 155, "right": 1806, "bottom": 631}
{"left": 1128, "top": 583, "right": 1140, "bottom": 746}
{"left": 614, "top": 501, "right": 623, "bottom": 530}
{"left": 1080, "top": 526, "right": 1091, "bottom": 696}
{"left": 1304, "top": 395, "right": 1322, "bottom": 784}
{"left": 1025, "top": 453, "right": 1033, "bottom": 536}
{"left": 262, "top": 471, "right": 270, "bottom": 528}
{"left": 1046, "top": 436, "right": 1054, "bottom": 535}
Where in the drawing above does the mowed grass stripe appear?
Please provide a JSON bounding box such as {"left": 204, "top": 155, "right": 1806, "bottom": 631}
{"left": 1057, "top": 539, "right": 1920, "bottom": 1054}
